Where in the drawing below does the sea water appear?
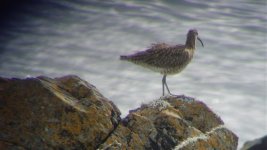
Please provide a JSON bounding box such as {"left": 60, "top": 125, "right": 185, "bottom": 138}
{"left": 0, "top": 0, "right": 266, "bottom": 148}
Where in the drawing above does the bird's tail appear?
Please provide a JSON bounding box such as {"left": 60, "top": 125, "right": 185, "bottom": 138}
{"left": 120, "top": 55, "right": 129, "bottom": 60}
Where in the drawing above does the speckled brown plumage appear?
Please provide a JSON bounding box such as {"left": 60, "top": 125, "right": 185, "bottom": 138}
{"left": 120, "top": 29, "right": 204, "bottom": 96}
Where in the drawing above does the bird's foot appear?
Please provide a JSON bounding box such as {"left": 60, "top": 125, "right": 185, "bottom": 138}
{"left": 167, "top": 92, "right": 183, "bottom": 97}
{"left": 167, "top": 93, "right": 195, "bottom": 101}
{"left": 160, "top": 93, "right": 182, "bottom": 99}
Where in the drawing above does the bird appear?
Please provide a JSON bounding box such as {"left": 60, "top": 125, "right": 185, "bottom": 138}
{"left": 120, "top": 29, "right": 204, "bottom": 96}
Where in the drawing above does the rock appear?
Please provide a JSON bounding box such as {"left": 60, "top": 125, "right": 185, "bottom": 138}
{"left": 0, "top": 75, "right": 121, "bottom": 149}
{"left": 241, "top": 135, "right": 267, "bottom": 150}
{"left": 98, "top": 97, "right": 238, "bottom": 150}
{"left": 0, "top": 75, "right": 238, "bottom": 150}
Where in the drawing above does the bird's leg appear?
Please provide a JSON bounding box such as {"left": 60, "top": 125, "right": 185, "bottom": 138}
{"left": 163, "top": 75, "right": 176, "bottom": 96}
{"left": 162, "top": 75, "right": 179, "bottom": 97}
{"left": 162, "top": 75, "right": 165, "bottom": 96}
{"left": 163, "top": 75, "right": 171, "bottom": 95}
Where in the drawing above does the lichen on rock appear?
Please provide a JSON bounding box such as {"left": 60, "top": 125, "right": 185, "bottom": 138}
{"left": 147, "top": 98, "right": 171, "bottom": 111}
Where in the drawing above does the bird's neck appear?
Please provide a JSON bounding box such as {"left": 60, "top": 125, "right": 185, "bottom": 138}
{"left": 185, "top": 35, "right": 196, "bottom": 50}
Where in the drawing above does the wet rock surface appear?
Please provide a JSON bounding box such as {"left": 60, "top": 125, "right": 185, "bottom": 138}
{"left": 0, "top": 75, "right": 238, "bottom": 150}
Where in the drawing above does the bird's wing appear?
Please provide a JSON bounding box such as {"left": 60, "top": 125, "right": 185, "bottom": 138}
{"left": 129, "top": 44, "right": 189, "bottom": 68}
{"left": 150, "top": 43, "right": 170, "bottom": 49}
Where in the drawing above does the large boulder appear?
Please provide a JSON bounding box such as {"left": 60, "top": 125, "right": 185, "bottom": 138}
{"left": 98, "top": 97, "right": 238, "bottom": 150}
{"left": 0, "top": 75, "right": 238, "bottom": 150}
{"left": 241, "top": 135, "right": 267, "bottom": 150}
{"left": 0, "top": 75, "right": 121, "bottom": 149}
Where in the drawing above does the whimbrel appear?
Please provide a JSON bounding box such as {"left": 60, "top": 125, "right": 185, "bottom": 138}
{"left": 120, "top": 29, "right": 204, "bottom": 96}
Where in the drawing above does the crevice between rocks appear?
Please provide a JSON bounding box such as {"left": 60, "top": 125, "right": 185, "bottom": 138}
{"left": 95, "top": 113, "right": 121, "bottom": 149}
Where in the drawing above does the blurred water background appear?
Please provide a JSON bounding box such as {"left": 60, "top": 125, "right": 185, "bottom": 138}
{"left": 0, "top": 0, "right": 266, "bottom": 148}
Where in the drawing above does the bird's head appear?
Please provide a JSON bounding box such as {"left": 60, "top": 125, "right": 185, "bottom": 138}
{"left": 187, "top": 29, "right": 204, "bottom": 47}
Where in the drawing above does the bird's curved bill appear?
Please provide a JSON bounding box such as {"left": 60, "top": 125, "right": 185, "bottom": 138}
{"left": 197, "top": 37, "right": 204, "bottom": 47}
